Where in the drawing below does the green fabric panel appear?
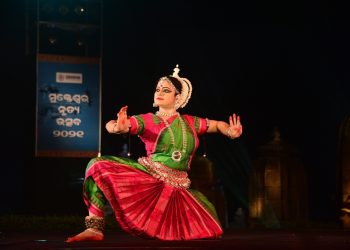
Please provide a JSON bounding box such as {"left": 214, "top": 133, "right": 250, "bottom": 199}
{"left": 151, "top": 116, "right": 195, "bottom": 170}
{"left": 84, "top": 176, "right": 107, "bottom": 209}
{"left": 133, "top": 115, "right": 145, "bottom": 134}
{"left": 150, "top": 153, "right": 190, "bottom": 171}
{"left": 189, "top": 189, "right": 221, "bottom": 225}
{"left": 193, "top": 116, "right": 200, "bottom": 133}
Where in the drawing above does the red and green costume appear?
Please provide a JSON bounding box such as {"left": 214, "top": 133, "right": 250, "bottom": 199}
{"left": 83, "top": 113, "right": 223, "bottom": 240}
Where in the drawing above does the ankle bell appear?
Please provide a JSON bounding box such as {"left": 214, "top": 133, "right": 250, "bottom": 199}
{"left": 85, "top": 216, "right": 105, "bottom": 232}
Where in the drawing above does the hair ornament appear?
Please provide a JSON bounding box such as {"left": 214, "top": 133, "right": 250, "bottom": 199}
{"left": 171, "top": 64, "right": 192, "bottom": 109}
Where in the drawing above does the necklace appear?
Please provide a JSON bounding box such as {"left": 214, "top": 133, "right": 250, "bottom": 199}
{"left": 158, "top": 113, "right": 187, "bottom": 162}
{"left": 156, "top": 111, "right": 178, "bottom": 117}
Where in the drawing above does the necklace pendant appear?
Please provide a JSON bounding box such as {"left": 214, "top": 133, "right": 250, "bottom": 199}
{"left": 171, "top": 150, "right": 182, "bottom": 162}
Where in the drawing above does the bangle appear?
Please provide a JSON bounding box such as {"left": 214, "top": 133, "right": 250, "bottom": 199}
{"left": 205, "top": 118, "right": 210, "bottom": 131}
{"left": 226, "top": 127, "right": 234, "bottom": 139}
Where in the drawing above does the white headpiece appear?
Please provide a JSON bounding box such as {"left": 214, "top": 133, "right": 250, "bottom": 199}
{"left": 171, "top": 64, "right": 192, "bottom": 109}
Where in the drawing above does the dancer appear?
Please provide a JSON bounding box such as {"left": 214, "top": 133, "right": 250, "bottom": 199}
{"left": 66, "top": 65, "right": 243, "bottom": 242}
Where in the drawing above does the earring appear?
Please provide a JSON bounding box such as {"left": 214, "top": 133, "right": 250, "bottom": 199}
{"left": 153, "top": 102, "right": 158, "bottom": 107}
{"left": 174, "top": 101, "right": 180, "bottom": 109}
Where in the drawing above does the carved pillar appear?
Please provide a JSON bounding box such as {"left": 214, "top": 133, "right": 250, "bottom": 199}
{"left": 249, "top": 127, "right": 308, "bottom": 228}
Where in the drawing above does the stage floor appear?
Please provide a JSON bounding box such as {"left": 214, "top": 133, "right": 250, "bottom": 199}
{"left": 1, "top": 228, "right": 350, "bottom": 250}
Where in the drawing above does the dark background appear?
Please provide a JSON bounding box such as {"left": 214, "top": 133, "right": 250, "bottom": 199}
{"left": 1, "top": 0, "right": 349, "bottom": 227}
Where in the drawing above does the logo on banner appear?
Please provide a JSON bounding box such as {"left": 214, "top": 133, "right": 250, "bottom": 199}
{"left": 56, "top": 72, "right": 83, "bottom": 84}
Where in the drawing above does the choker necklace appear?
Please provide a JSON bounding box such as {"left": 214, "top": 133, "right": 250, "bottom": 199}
{"left": 158, "top": 113, "right": 187, "bottom": 162}
{"left": 156, "top": 111, "right": 178, "bottom": 117}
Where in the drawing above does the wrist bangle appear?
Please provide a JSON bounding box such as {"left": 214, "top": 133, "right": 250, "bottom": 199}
{"left": 206, "top": 118, "right": 210, "bottom": 131}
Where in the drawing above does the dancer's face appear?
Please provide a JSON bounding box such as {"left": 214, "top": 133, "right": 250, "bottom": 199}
{"left": 154, "top": 79, "right": 177, "bottom": 109}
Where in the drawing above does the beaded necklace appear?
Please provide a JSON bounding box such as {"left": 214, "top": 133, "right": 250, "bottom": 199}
{"left": 155, "top": 111, "right": 178, "bottom": 117}
{"left": 158, "top": 113, "right": 187, "bottom": 162}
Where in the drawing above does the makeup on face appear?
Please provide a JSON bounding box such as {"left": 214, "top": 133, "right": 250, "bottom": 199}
{"left": 155, "top": 79, "right": 176, "bottom": 95}
{"left": 155, "top": 86, "right": 173, "bottom": 95}
{"left": 154, "top": 80, "right": 177, "bottom": 108}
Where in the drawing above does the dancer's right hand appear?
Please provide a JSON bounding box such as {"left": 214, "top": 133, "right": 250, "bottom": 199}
{"left": 115, "top": 105, "right": 129, "bottom": 133}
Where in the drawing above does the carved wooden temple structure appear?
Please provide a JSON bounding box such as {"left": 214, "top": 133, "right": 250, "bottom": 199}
{"left": 249, "top": 127, "right": 308, "bottom": 228}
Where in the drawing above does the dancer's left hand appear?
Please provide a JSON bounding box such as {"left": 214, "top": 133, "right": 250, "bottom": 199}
{"left": 227, "top": 113, "right": 243, "bottom": 139}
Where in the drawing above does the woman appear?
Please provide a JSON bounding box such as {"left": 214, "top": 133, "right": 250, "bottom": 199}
{"left": 66, "top": 65, "right": 243, "bottom": 242}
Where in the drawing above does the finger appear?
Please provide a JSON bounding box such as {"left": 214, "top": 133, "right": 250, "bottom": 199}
{"left": 233, "top": 113, "right": 237, "bottom": 125}
{"left": 118, "top": 106, "right": 128, "bottom": 116}
{"left": 237, "top": 115, "right": 242, "bottom": 126}
{"left": 229, "top": 115, "right": 233, "bottom": 126}
{"left": 119, "top": 105, "right": 127, "bottom": 112}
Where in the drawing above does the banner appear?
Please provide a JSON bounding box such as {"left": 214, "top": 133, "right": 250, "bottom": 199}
{"left": 36, "top": 54, "right": 101, "bottom": 157}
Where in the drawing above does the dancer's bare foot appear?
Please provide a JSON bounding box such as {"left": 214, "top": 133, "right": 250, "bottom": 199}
{"left": 65, "top": 229, "right": 104, "bottom": 243}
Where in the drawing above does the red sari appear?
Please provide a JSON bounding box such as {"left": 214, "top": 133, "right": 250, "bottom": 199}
{"left": 84, "top": 113, "right": 223, "bottom": 240}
